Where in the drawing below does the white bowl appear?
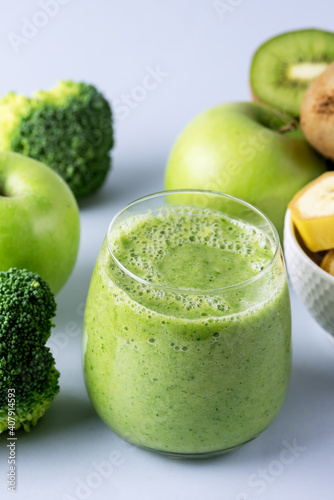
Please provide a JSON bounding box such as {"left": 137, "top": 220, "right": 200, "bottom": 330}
{"left": 284, "top": 209, "right": 334, "bottom": 336}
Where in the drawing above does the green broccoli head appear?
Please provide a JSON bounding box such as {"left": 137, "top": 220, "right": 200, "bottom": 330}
{"left": 0, "top": 268, "right": 59, "bottom": 432}
{"left": 0, "top": 81, "right": 114, "bottom": 199}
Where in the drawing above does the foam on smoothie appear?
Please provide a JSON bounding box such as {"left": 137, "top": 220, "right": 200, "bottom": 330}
{"left": 107, "top": 206, "right": 280, "bottom": 320}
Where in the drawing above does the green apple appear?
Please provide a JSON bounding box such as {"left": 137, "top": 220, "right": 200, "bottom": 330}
{"left": 165, "top": 102, "right": 327, "bottom": 239}
{"left": 0, "top": 152, "right": 80, "bottom": 294}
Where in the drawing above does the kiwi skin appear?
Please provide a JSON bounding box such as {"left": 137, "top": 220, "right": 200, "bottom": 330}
{"left": 250, "top": 28, "right": 334, "bottom": 117}
{"left": 301, "top": 61, "right": 334, "bottom": 160}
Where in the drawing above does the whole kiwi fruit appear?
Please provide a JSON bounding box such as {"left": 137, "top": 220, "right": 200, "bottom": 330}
{"left": 301, "top": 61, "right": 334, "bottom": 160}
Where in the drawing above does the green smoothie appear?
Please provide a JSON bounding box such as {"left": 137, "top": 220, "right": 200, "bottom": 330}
{"left": 84, "top": 204, "right": 291, "bottom": 456}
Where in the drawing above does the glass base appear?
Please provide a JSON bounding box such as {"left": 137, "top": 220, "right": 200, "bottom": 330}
{"left": 121, "top": 435, "right": 257, "bottom": 459}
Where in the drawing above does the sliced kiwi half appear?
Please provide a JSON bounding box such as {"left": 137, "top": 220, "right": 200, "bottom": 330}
{"left": 250, "top": 29, "right": 334, "bottom": 117}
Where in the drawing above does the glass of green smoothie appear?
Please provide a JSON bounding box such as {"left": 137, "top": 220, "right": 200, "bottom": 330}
{"left": 83, "top": 190, "right": 291, "bottom": 458}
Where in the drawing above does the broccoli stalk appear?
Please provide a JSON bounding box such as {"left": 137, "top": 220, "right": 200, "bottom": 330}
{"left": 0, "top": 81, "right": 114, "bottom": 199}
{"left": 0, "top": 268, "right": 59, "bottom": 432}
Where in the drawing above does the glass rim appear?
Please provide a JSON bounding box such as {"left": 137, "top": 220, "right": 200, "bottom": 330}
{"left": 107, "top": 189, "right": 280, "bottom": 294}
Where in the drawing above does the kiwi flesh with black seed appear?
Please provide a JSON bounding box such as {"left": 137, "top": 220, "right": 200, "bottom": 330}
{"left": 250, "top": 29, "right": 334, "bottom": 117}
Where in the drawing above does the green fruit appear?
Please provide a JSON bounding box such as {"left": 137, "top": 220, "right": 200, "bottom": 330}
{"left": 0, "top": 152, "right": 80, "bottom": 294}
{"left": 164, "top": 102, "right": 327, "bottom": 240}
{"left": 250, "top": 28, "right": 334, "bottom": 117}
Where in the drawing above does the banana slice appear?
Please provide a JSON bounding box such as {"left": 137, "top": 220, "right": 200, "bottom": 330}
{"left": 321, "top": 250, "right": 334, "bottom": 276}
{"left": 288, "top": 172, "right": 334, "bottom": 252}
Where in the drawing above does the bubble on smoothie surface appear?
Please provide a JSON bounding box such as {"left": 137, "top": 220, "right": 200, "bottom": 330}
{"left": 107, "top": 206, "right": 278, "bottom": 318}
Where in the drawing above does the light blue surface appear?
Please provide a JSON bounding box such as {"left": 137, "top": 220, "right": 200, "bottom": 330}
{"left": 0, "top": 1, "right": 334, "bottom": 498}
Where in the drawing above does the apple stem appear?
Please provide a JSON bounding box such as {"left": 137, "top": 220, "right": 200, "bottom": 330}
{"left": 279, "top": 122, "right": 297, "bottom": 134}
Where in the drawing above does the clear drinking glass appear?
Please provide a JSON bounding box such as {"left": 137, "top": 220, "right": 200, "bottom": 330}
{"left": 83, "top": 190, "right": 291, "bottom": 458}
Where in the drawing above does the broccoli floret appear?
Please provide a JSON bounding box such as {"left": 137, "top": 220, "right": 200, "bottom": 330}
{"left": 0, "top": 80, "right": 114, "bottom": 199}
{"left": 0, "top": 268, "right": 59, "bottom": 432}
